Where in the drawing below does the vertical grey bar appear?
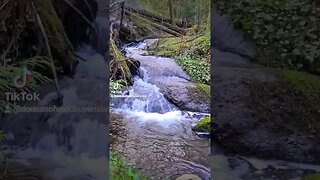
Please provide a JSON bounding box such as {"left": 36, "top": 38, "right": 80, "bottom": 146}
{"left": 210, "top": 0, "right": 214, "bottom": 179}
{"left": 106, "top": 0, "right": 110, "bottom": 178}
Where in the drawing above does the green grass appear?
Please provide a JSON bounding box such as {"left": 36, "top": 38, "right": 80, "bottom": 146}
{"left": 277, "top": 69, "right": 320, "bottom": 106}
{"left": 303, "top": 173, "right": 320, "bottom": 180}
{"left": 110, "top": 151, "right": 147, "bottom": 180}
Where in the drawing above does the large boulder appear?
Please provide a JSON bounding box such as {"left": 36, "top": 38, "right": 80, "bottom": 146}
{"left": 151, "top": 78, "right": 210, "bottom": 113}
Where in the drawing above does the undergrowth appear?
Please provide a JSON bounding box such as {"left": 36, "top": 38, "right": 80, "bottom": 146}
{"left": 215, "top": 0, "right": 320, "bottom": 75}
{"left": 0, "top": 57, "right": 52, "bottom": 113}
{"left": 174, "top": 55, "right": 210, "bottom": 84}
{"left": 110, "top": 151, "right": 147, "bottom": 180}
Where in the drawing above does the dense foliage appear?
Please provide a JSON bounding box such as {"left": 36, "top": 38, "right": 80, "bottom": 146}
{"left": 215, "top": 0, "right": 320, "bottom": 75}
{"left": 126, "top": 0, "right": 210, "bottom": 25}
{"left": 174, "top": 55, "right": 210, "bottom": 84}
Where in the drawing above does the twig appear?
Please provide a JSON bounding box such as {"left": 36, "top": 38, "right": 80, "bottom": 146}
{"left": 0, "top": 0, "right": 10, "bottom": 11}
{"left": 83, "top": 0, "right": 95, "bottom": 20}
{"left": 74, "top": 53, "right": 88, "bottom": 62}
{"left": 62, "top": 0, "right": 95, "bottom": 30}
{"left": 35, "top": 9, "right": 62, "bottom": 101}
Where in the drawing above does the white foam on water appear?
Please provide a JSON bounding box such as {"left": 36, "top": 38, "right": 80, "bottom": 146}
{"left": 119, "top": 75, "right": 176, "bottom": 114}
{"left": 116, "top": 110, "right": 184, "bottom": 127}
{"left": 116, "top": 43, "right": 208, "bottom": 128}
{"left": 125, "top": 41, "right": 147, "bottom": 56}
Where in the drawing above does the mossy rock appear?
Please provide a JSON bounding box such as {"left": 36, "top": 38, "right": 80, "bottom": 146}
{"left": 151, "top": 35, "right": 209, "bottom": 57}
{"left": 302, "top": 173, "right": 320, "bottom": 180}
{"left": 277, "top": 69, "right": 320, "bottom": 99}
{"left": 193, "top": 116, "right": 211, "bottom": 133}
{"left": 196, "top": 83, "right": 210, "bottom": 102}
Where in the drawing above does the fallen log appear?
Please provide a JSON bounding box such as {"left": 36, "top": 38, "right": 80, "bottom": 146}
{"left": 125, "top": 7, "right": 183, "bottom": 27}
{"left": 125, "top": 7, "right": 186, "bottom": 35}
{"left": 125, "top": 11, "right": 184, "bottom": 37}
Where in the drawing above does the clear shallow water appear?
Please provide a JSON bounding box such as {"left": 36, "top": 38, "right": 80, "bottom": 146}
{"left": 110, "top": 42, "right": 211, "bottom": 179}
{"left": 110, "top": 40, "right": 320, "bottom": 180}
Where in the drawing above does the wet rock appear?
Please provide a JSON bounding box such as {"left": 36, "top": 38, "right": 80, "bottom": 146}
{"left": 128, "top": 60, "right": 141, "bottom": 77}
{"left": 127, "top": 44, "right": 210, "bottom": 113}
{"left": 132, "top": 54, "right": 190, "bottom": 80}
{"left": 144, "top": 39, "right": 159, "bottom": 48}
{"left": 175, "top": 174, "right": 202, "bottom": 180}
{"left": 213, "top": 56, "right": 320, "bottom": 164}
{"left": 152, "top": 79, "right": 210, "bottom": 113}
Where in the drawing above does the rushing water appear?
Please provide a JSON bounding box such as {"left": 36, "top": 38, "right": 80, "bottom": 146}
{"left": 110, "top": 42, "right": 211, "bottom": 179}
{"left": 110, "top": 40, "right": 320, "bottom": 180}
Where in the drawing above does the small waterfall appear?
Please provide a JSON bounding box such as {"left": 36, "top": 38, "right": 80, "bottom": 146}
{"left": 119, "top": 72, "right": 176, "bottom": 114}
{"left": 110, "top": 40, "right": 211, "bottom": 179}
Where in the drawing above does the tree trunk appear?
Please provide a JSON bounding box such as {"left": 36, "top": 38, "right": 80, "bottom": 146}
{"left": 168, "top": 0, "right": 173, "bottom": 23}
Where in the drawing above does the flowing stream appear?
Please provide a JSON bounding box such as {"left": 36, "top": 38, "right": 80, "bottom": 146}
{"left": 110, "top": 42, "right": 211, "bottom": 179}
{"left": 110, "top": 40, "right": 320, "bottom": 180}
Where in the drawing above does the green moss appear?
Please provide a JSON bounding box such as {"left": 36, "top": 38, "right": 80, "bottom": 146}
{"left": 193, "top": 116, "right": 211, "bottom": 133}
{"left": 302, "top": 173, "right": 320, "bottom": 180}
{"left": 196, "top": 83, "right": 210, "bottom": 101}
{"left": 109, "top": 39, "right": 132, "bottom": 82}
{"left": 153, "top": 35, "right": 209, "bottom": 57}
{"left": 279, "top": 69, "right": 320, "bottom": 96}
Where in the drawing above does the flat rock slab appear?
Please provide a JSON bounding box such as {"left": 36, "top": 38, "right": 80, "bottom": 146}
{"left": 129, "top": 49, "right": 210, "bottom": 113}
{"left": 132, "top": 54, "right": 190, "bottom": 80}
{"left": 175, "top": 174, "right": 202, "bottom": 180}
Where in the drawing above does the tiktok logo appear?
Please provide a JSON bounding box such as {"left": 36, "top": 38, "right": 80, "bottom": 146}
{"left": 113, "top": 82, "right": 121, "bottom": 90}
{"left": 13, "top": 65, "right": 32, "bottom": 89}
